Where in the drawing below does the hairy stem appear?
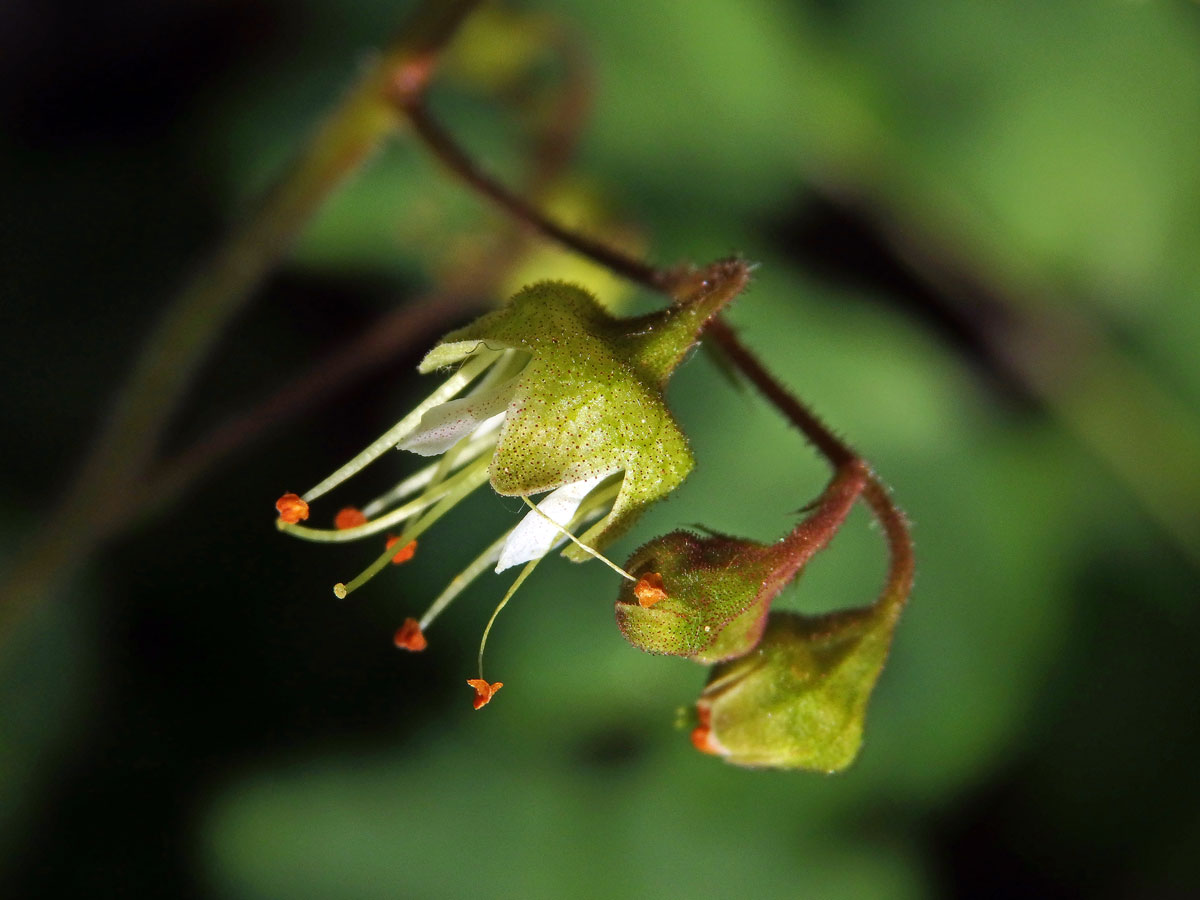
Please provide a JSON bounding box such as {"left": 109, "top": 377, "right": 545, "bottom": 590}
{"left": 396, "top": 99, "right": 666, "bottom": 292}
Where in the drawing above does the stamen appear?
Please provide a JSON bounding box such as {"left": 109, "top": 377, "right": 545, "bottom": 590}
{"left": 394, "top": 617, "right": 427, "bottom": 651}
{"left": 281, "top": 449, "right": 492, "bottom": 543}
{"left": 633, "top": 572, "right": 668, "bottom": 607}
{"left": 690, "top": 704, "right": 722, "bottom": 756}
{"left": 330, "top": 454, "right": 493, "bottom": 598}
{"left": 466, "top": 678, "right": 503, "bottom": 710}
{"left": 334, "top": 507, "right": 368, "bottom": 530}
{"left": 359, "top": 425, "right": 499, "bottom": 518}
{"left": 519, "top": 495, "right": 637, "bottom": 581}
{"left": 355, "top": 351, "right": 522, "bottom": 518}
{"left": 275, "top": 492, "right": 309, "bottom": 524}
{"left": 301, "top": 350, "right": 498, "bottom": 503}
{"left": 417, "top": 528, "right": 513, "bottom": 631}
{"left": 477, "top": 557, "right": 541, "bottom": 681}
{"left": 413, "top": 480, "right": 619, "bottom": 635}
{"left": 386, "top": 536, "right": 418, "bottom": 565}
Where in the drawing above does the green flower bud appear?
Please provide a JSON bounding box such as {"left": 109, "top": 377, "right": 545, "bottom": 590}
{"left": 614, "top": 463, "right": 866, "bottom": 663}
{"left": 615, "top": 530, "right": 790, "bottom": 663}
{"left": 691, "top": 608, "right": 900, "bottom": 772}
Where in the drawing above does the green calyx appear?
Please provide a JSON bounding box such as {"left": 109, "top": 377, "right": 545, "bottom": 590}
{"left": 614, "top": 463, "right": 868, "bottom": 663}
{"left": 693, "top": 608, "right": 898, "bottom": 772}
{"left": 614, "top": 531, "right": 797, "bottom": 664}
{"left": 417, "top": 273, "right": 742, "bottom": 556}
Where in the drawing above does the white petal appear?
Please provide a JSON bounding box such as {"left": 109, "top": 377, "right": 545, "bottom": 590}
{"left": 495, "top": 471, "right": 615, "bottom": 573}
{"left": 398, "top": 378, "right": 516, "bottom": 457}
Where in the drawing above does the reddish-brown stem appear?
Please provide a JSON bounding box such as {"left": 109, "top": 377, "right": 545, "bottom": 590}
{"left": 397, "top": 100, "right": 666, "bottom": 291}
{"left": 705, "top": 317, "right": 858, "bottom": 469}
{"left": 772, "top": 460, "right": 868, "bottom": 579}
{"left": 708, "top": 318, "right": 913, "bottom": 616}
{"left": 862, "top": 478, "right": 915, "bottom": 621}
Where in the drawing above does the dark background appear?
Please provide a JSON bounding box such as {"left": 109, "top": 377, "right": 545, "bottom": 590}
{"left": 3, "top": 0, "right": 1199, "bottom": 897}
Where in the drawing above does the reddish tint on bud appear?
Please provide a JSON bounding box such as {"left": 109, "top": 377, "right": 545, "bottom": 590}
{"left": 275, "top": 493, "right": 309, "bottom": 524}
{"left": 334, "top": 506, "right": 368, "bottom": 530}
{"left": 467, "top": 679, "right": 503, "bottom": 710}
{"left": 394, "top": 617, "right": 427, "bottom": 651}
{"left": 633, "top": 572, "right": 668, "bottom": 608}
{"left": 385, "top": 536, "right": 418, "bottom": 565}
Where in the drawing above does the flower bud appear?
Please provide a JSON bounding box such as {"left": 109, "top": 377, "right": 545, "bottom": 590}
{"left": 691, "top": 608, "right": 899, "bottom": 772}
{"left": 615, "top": 463, "right": 867, "bottom": 663}
{"left": 614, "top": 531, "right": 791, "bottom": 664}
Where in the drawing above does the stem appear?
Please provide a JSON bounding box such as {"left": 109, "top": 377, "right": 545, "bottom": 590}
{"left": 775, "top": 461, "right": 868, "bottom": 577}
{"left": 707, "top": 318, "right": 913, "bottom": 618}
{"left": 862, "top": 478, "right": 916, "bottom": 622}
{"left": 397, "top": 100, "right": 666, "bottom": 292}
{"left": 705, "top": 318, "right": 857, "bottom": 468}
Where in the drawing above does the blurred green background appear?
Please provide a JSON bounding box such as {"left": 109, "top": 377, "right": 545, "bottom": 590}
{"left": 2, "top": 0, "right": 1199, "bottom": 896}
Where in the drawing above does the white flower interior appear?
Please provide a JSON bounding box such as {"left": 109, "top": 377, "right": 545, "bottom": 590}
{"left": 398, "top": 377, "right": 518, "bottom": 457}
{"left": 495, "top": 470, "right": 617, "bottom": 573}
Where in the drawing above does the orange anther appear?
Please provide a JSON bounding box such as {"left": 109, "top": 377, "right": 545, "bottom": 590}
{"left": 466, "top": 678, "right": 503, "bottom": 710}
{"left": 393, "top": 617, "right": 427, "bottom": 652}
{"left": 385, "top": 536, "right": 418, "bottom": 565}
{"left": 633, "top": 572, "right": 668, "bottom": 608}
{"left": 275, "top": 492, "right": 309, "bottom": 524}
{"left": 334, "top": 506, "right": 368, "bottom": 530}
{"left": 690, "top": 704, "right": 722, "bottom": 756}
{"left": 690, "top": 724, "right": 722, "bottom": 755}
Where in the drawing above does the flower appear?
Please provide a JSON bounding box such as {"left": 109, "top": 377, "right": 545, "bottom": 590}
{"left": 275, "top": 266, "right": 749, "bottom": 705}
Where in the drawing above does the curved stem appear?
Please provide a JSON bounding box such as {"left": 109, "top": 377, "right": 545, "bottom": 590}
{"left": 397, "top": 99, "right": 666, "bottom": 292}
{"left": 706, "top": 318, "right": 912, "bottom": 617}
{"left": 704, "top": 317, "right": 857, "bottom": 468}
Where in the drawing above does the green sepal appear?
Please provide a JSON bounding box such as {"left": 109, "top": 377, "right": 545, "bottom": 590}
{"left": 417, "top": 275, "right": 741, "bottom": 555}
{"left": 614, "top": 531, "right": 796, "bottom": 663}
{"left": 694, "top": 608, "right": 899, "bottom": 772}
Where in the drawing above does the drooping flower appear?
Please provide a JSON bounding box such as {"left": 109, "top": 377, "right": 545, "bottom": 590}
{"left": 274, "top": 265, "right": 750, "bottom": 705}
